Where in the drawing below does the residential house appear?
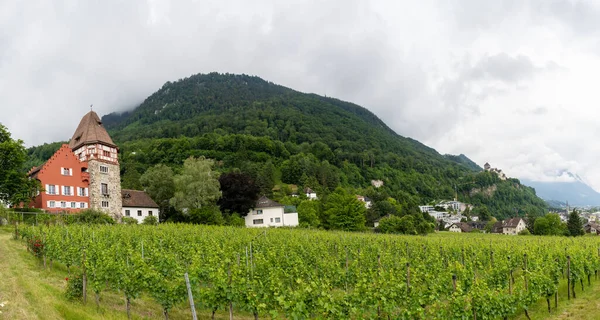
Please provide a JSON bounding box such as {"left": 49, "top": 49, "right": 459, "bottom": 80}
{"left": 449, "top": 222, "right": 472, "bottom": 233}
{"left": 502, "top": 218, "right": 526, "bottom": 235}
{"left": 585, "top": 222, "right": 600, "bottom": 235}
{"left": 245, "top": 196, "right": 298, "bottom": 228}
{"left": 304, "top": 187, "right": 318, "bottom": 200}
{"left": 356, "top": 195, "right": 372, "bottom": 209}
{"left": 467, "top": 221, "right": 486, "bottom": 231}
{"left": 121, "top": 189, "right": 159, "bottom": 223}
{"left": 27, "top": 111, "right": 123, "bottom": 218}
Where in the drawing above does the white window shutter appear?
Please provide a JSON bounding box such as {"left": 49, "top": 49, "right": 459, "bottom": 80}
{"left": 45, "top": 184, "right": 49, "bottom": 194}
{"left": 69, "top": 168, "right": 73, "bottom": 176}
{"left": 85, "top": 188, "right": 88, "bottom": 196}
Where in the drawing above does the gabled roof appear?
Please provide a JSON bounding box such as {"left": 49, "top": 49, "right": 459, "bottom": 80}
{"left": 255, "top": 196, "right": 283, "bottom": 208}
{"left": 304, "top": 187, "right": 315, "bottom": 194}
{"left": 492, "top": 221, "right": 504, "bottom": 233}
{"left": 503, "top": 218, "right": 523, "bottom": 228}
{"left": 121, "top": 189, "right": 159, "bottom": 208}
{"left": 452, "top": 222, "right": 472, "bottom": 232}
{"left": 69, "top": 111, "right": 117, "bottom": 150}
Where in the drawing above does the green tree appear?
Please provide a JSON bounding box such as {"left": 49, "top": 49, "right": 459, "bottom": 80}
{"left": 477, "top": 206, "right": 491, "bottom": 222}
{"left": 218, "top": 172, "right": 260, "bottom": 216}
{"left": 170, "top": 157, "right": 221, "bottom": 211}
{"left": 322, "top": 187, "right": 366, "bottom": 231}
{"left": 140, "top": 164, "right": 176, "bottom": 222}
{"left": 0, "top": 123, "right": 27, "bottom": 206}
{"left": 567, "top": 209, "right": 585, "bottom": 237}
{"left": 533, "top": 213, "right": 565, "bottom": 236}
{"left": 122, "top": 164, "right": 143, "bottom": 190}
{"left": 297, "top": 200, "right": 320, "bottom": 228}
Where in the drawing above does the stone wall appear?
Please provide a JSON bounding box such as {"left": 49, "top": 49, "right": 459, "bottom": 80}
{"left": 88, "top": 160, "right": 122, "bottom": 220}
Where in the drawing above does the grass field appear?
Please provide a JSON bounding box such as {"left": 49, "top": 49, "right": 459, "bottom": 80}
{"left": 3, "top": 225, "right": 600, "bottom": 319}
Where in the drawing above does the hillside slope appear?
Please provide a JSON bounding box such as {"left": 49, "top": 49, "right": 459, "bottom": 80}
{"left": 27, "top": 73, "right": 546, "bottom": 219}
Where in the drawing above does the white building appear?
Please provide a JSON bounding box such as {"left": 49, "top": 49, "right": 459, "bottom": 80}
{"left": 371, "top": 180, "right": 384, "bottom": 188}
{"left": 502, "top": 218, "right": 526, "bottom": 235}
{"left": 121, "top": 189, "right": 159, "bottom": 223}
{"left": 304, "top": 187, "right": 318, "bottom": 200}
{"left": 246, "top": 196, "right": 299, "bottom": 228}
{"left": 356, "top": 195, "right": 372, "bottom": 209}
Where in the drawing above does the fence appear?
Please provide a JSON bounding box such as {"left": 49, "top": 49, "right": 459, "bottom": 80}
{"left": 0, "top": 211, "right": 77, "bottom": 226}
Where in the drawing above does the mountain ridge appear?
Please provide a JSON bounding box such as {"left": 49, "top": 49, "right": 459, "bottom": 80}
{"left": 26, "top": 72, "right": 547, "bottom": 220}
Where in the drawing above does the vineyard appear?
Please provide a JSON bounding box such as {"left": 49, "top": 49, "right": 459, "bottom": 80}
{"left": 14, "top": 223, "right": 600, "bottom": 319}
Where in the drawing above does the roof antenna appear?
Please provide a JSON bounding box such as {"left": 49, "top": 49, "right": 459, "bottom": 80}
{"left": 90, "top": 104, "right": 93, "bottom": 111}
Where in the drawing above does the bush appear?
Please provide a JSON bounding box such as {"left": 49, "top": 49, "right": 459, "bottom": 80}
{"left": 142, "top": 215, "right": 158, "bottom": 225}
{"left": 224, "top": 214, "right": 246, "bottom": 227}
{"left": 122, "top": 217, "right": 138, "bottom": 225}
{"left": 518, "top": 228, "right": 531, "bottom": 235}
{"left": 66, "top": 209, "right": 115, "bottom": 225}
{"left": 65, "top": 273, "right": 84, "bottom": 301}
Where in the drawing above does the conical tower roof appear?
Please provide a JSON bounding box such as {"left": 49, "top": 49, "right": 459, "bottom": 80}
{"left": 69, "top": 111, "right": 117, "bottom": 150}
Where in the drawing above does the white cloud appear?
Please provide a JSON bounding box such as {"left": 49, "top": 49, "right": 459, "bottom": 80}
{"left": 3, "top": 0, "right": 600, "bottom": 190}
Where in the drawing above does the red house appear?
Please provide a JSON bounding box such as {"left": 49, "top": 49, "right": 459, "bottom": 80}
{"left": 27, "top": 110, "right": 122, "bottom": 217}
{"left": 28, "top": 145, "right": 90, "bottom": 212}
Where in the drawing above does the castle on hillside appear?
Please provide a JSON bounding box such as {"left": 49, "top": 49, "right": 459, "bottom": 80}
{"left": 27, "top": 111, "right": 158, "bottom": 221}
{"left": 483, "top": 162, "right": 507, "bottom": 180}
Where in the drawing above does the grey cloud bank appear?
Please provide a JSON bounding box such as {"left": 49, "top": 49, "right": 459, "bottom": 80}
{"left": 2, "top": 0, "right": 600, "bottom": 190}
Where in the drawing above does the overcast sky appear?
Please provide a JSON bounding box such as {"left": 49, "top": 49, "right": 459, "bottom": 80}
{"left": 2, "top": 0, "right": 600, "bottom": 189}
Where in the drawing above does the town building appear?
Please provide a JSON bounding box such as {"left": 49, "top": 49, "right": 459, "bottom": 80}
{"left": 449, "top": 222, "right": 472, "bottom": 233}
{"left": 121, "top": 189, "right": 160, "bottom": 223}
{"left": 245, "top": 196, "right": 298, "bottom": 228}
{"left": 304, "top": 187, "right": 318, "bottom": 200}
{"left": 585, "top": 222, "right": 600, "bottom": 235}
{"left": 501, "top": 218, "right": 526, "bottom": 235}
{"left": 356, "top": 195, "right": 372, "bottom": 209}
{"left": 483, "top": 162, "right": 507, "bottom": 180}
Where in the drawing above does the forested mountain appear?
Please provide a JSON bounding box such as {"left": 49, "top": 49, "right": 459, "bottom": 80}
{"left": 26, "top": 72, "right": 547, "bottom": 220}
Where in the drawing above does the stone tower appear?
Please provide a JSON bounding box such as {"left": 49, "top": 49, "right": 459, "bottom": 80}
{"left": 69, "top": 111, "right": 122, "bottom": 219}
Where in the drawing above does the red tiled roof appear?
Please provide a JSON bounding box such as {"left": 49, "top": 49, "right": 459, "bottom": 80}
{"left": 121, "top": 189, "right": 159, "bottom": 208}
{"left": 69, "top": 111, "right": 117, "bottom": 150}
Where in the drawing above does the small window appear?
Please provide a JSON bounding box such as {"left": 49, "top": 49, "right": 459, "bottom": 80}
{"left": 275, "top": 217, "right": 281, "bottom": 223}
{"left": 80, "top": 202, "right": 85, "bottom": 209}
{"left": 256, "top": 209, "right": 263, "bottom": 215}
{"left": 71, "top": 202, "right": 76, "bottom": 208}
{"left": 61, "top": 201, "right": 66, "bottom": 208}
{"left": 270, "top": 218, "right": 273, "bottom": 223}
{"left": 125, "top": 210, "right": 130, "bottom": 216}
{"left": 253, "top": 219, "right": 263, "bottom": 225}
{"left": 47, "top": 185, "right": 56, "bottom": 195}
{"left": 100, "top": 165, "right": 109, "bottom": 173}
{"left": 137, "top": 210, "right": 142, "bottom": 216}
{"left": 101, "top": 183, "right": 108, "bottom": 195}
{"left": 63, "top": 186, "right": 72, "bottom": 196}
{"left": 62, "top": 168, "right": 70, "bottom": 175}
{"left": 101, "top": 201, "right": 109, "bottom": 208}
{"left": 149, "top": 211, "right": 153, "bottom": 216}
{"left": 49, "top": 201, "right": 55, "bottom": 208}
{"left": 103, "top": 150, "right": 111, "bottom": 157}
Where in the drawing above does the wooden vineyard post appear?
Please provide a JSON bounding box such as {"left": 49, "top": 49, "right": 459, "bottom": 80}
{"left": 228, "top": 264, "right": 233, "bottom": 320}
{"left": 185, "top": 273, "right": 198, "bottom": 320}
{"left": 452, "top": 274, "right": 457, "bottom": 293}
{"left": 524, "top": 254, "right": 528, "bottom": 291}
{"left": 406, "top": 262, "right": 411, "bottom": 295}
{"left": 82, "top": 250, "right": 87, "bottom": 304}
{"left": 567, "top": 255, "right": 571, "bottom": 300}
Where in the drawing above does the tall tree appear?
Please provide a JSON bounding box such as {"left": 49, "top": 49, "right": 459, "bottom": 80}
{"left": 140, "top": 164, "right": 176, "bottom": 222}
{"left": 0, "top": 124, "right": 27, "bottom": 206}
{"left": 567, "top": 209, "right": 585, "bottom": 237}
{"left": 217, "top": 172, "right": 260, "bottom": 216}
{"left": 322, "top": 187, "right": 366, "bottom": 231}
{"left": 170, "top": 157, "right": 221, "bottom": 211}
